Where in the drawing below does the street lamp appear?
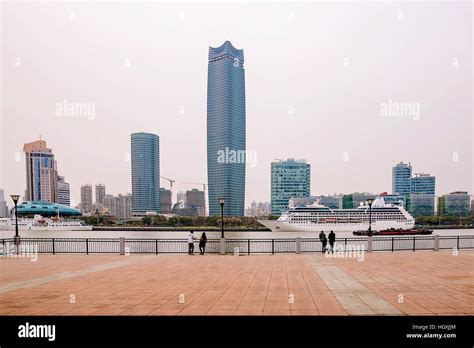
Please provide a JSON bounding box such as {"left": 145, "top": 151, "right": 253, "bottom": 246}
{"left": 10, "top": 195, "right": 20, "bottom": 238}
{"left": 367, "top": 198, "right": 374, "bottom": 236}
{"left": 218, "top": 197, "right": 225, "bottom": 238}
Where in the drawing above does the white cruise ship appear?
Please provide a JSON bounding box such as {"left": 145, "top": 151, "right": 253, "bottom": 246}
{"left": 259, "top": 197, "right": 415, "bottom": 232}
{"left": 0, "top": 215, "right": 92, "bottom": 231}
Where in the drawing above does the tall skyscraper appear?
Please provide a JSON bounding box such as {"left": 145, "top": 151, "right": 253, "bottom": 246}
{"left": 57, "top": 176, "right": 71, "bottom": 206}
{"left": 186, "top": 189, "right": 205, "bottom": 217}
{"left": 131, "top": 132, "right": 160, "bottom": 215}
{"left": 207, "top": 41, "right": 246, "bottom": 216}
{"left": 271, "top": 159, "right": 311, "bottom": 216}
{"left": 80, "top": 185, "right": 93, "bottom": 212}
{"left": 95, "top": 184, "right": 106, "bottom": 204}
{"left": 24, "top": 140, "right": 58, "bottom": 202}
{"left": 392, "top": 162, "right": 412, "bottom": 196}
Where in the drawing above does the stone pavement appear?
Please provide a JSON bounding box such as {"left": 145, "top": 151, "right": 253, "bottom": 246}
{"left": 0, "top": 251, "right": 472, "bottom": 315}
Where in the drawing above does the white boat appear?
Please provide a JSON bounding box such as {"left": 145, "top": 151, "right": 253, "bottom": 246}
{"left": 0, "top": 214, "right": 93, "bottom": 231}
{"left": 259, "top": 196, "right": 415, "bottom": 232}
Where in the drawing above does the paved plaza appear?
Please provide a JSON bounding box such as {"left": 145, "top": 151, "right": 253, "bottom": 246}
{"left": 0, "top": 250, "right": 473, "bottom": 315}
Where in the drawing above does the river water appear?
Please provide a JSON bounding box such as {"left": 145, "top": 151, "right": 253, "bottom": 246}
{"left": 0, "top": 229, "right": 472, "bottom": 239}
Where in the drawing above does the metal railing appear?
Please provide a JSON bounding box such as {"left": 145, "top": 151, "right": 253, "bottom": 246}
{"left": 0, "top": 236, "right": 473, "bottom": 255}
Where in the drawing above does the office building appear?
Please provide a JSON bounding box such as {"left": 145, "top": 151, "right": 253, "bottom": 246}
{"left": 57, "top": 176, "right": 71, "bottom": 206}
{"left": 438, "top": 192, "right": 470, "bottom": 216}
{"left": 342, "top": 193, "right": 376, "bottom": 209}
{"left": 186, "top": 189, "right": 206, "bottom": 217}
{"left": 0, "top": 189, "right": 9, "bottom": 218}
{"left": 160, "top": 188, "right": 172, "bottom": 214}
{"left": 24, "top": 140, "right": 58, "bottom": 202}
{"left": 95, "top": 184, "right": 106, "bottom": 205}
{"left": 131, "top": 132, "right": 160, "bottom": 215}
{"left": 207, "top": 41, "right": 246, "bottom": 216}
{"left": 408, "top": 193, "right": 435, "bottom": 217}
{"left": 271, "top": 159, "right": 311, "bottom": 216}
{"left": 411, "top": 173, "right": 435, "bottom": 194}
{"left": 392, "top": 162, "right": 412, "bottom": 196}
{"left": 80, "top": 185, "right": 93, "bottom": 213}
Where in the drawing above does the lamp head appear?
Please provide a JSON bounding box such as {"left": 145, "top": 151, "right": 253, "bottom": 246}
{"left": 10, "top": 195, "right": 20, "bottom": 204}
{"left": 367, "top": 198, "right": 374, "bottom": 206}
{"left": 218, "top": 197, "right": 225, "bottom": 206}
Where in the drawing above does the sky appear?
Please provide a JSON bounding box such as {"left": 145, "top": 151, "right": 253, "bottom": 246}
{"left": 1, "top": 1, "right": 472, "bottom": 209}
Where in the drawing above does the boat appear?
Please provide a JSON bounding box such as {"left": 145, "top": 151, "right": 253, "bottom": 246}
{"left": 352, "top": 228, "right": 433, "bottom": 236}
{"left": 258, "top": 195, "right": 415, "bottom": 232}
{"left": 0, "top": 214, "right": 92, "bottom": 231}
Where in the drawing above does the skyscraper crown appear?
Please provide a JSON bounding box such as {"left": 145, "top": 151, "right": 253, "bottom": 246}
{"left": 208, "top": 40, "right": 244, "bottom": 62}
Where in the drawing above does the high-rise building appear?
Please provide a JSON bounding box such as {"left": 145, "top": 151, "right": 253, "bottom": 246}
{"left": 408, "top": 193, "right": 435, "bottom": 217}
{"left": 24, "top": 140, "right": 58, "bottom": 202}
{"left": 0, "top": 189, "right": 9, "bottom": 218}
{"left": 392, "top": 162, "right": 412, "bottom": 196}
{"left": 159, "top": 188, "right": 172, "bottom": 214}
{"left": 290, "top": 195, "right": 342, "bottom": 210}
{"left": 438, "top": 192, "right": 470, "bottom": 216}
{"left": 245, "top": 201, "right": 271, "bottom": 217}
{"left": 411, "top": 173, "right": 435, "bottom": 194}
{"left": 80, "top": 185, "right": 93, "bottom": 213}
{"left": 186, "top": 189, "right": 205, "bottom": 217}
{"left": 131, "top": 132, "right": 160, "bottom": 215}
{"left": 207, "top": 41, "right": 246, "bottom": 217}
{"left": 95, "top": 184, "right": 106, "bottom": 204}
{"left": 271, "top": 159, "right": 311, "bottom": 216}
{"left": 116, "top": 193, "right": 132, "bottom": 219}
{"left": 103, "top": 194, "right": 118, "bottom": 216}
{"left": 57, "top": 176, "right": 71, "bottom": 206}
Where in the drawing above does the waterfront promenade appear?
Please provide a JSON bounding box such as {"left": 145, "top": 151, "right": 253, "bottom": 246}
{"left": 0, "top": 251, "right": 473, "bottom": 316}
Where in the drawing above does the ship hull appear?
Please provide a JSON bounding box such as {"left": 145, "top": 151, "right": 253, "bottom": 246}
{"left": 258, "top": 220, "right": 415, "bottom": 232}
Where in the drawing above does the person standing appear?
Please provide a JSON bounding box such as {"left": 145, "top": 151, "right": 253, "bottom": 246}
{"left": 199, "top": 232, "right": 208, "bottom": 255}
{"left": 328, "top": 230, "right": 336, "bottom": 254}
{"left": 319, "top": 231, "right": 327, "bottom": 253}
{"left": 188, "top": 231, "right": 195, "bottom": 255}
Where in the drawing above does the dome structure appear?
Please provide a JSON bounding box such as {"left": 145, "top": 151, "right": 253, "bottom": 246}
{"left": 14, "top": 201, "right": 82, "bottom": 216}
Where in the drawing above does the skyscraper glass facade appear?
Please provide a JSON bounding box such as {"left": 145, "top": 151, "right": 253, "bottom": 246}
{"left": 392, "top": 162, "right": 412, "bottom": 196}
{"left": 207, "top": 41, "right": 246, "bottom": 216}
{"left": 271, "top": 159, "right": 311, "bottom": 216}
{"left": 411, "top": 174, "right": 435, "bottom": 194}
{"left": 131, "top": 132, "right": 160, "bottom": 215}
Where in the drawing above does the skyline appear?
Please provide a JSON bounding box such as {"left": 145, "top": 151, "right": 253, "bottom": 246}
{"left": 1, "top": 2, "right": 472, "bottom": 207}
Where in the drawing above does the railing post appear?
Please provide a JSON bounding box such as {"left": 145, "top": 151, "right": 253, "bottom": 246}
{"left": 119, "top": 237, "right": 125, "bottom": 255}
{"left": 457, "top": 236, "right": 460, "bottom": 250}
{"left": 296, "top": 237, "right": 301, "bottom": 254}
{"left": 14, "top": 236, "right": 21, "bottom": 255}
{"left": 248, "top": 239, "right": 250, "bottom": 255}
{"left": 367, "top": 236, "right": 373, "bottom": 253}
{"left": 272, "top": 239, "right": 274, "bottom": 254}
{"left": 86, "top": 238, "right": 89, "bottom": 255}
{"left": 220, "top": 238, "right": 225, "bottom": 255}
{"left": 155, "top": 239, "right": 158, "bottom": 255}
{"left": 391, "top": 237, "right": 394, "bottom": 252}
{"left": 52, "top": 238, "right": 55, "bottom": 255}
{"left": 344, "top": 238, "right": 347, "bottom": 249}
{"left": 434, "top": 235, "right": 439, "bottom": 251}
{"left": 413, "top": 237, "right": 416, "bottom": 252}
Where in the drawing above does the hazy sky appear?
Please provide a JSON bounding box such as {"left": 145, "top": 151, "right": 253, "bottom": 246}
{"left": 1, "top": 1, "right": 472, "bottom": 208}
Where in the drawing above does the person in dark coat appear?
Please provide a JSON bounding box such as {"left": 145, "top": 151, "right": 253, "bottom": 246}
{"left": 328, "top": 230, "right": 336, "bottom": 253}
{"left": 319, "top": 231, "right": 327, "bottom": 253}
{"left": 199, "top": 232, "right": 208, "bottom": 255}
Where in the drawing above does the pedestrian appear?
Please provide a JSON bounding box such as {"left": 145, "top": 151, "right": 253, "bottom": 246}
{"left": 319, "top": 231, "right": 327, "bottom": 253}
{"left": 188, "top": 231, "right": 195, "bottom": 255}
{"left": 328, "top": 230, "right": 336, "bottom": 254}
{"left": 199, "top": 232, "right": 207, "bottom": 255}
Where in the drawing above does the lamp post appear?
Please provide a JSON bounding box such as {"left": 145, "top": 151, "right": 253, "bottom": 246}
{"left": 10, "top": 195, "right": 20, "bottom": 254}
{"left": 367, "top": 198, "right": 374, "bottom": 236}
{"left": 218, "top": 197, "right": 225, "bottom": 238}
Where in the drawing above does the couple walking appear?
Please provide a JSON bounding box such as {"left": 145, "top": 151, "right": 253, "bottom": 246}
{"left": 319, "top": 230, "right": 336, "bottom": 253}
{"left": 188, "top": 231, "right": 207, "bottom": 255}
